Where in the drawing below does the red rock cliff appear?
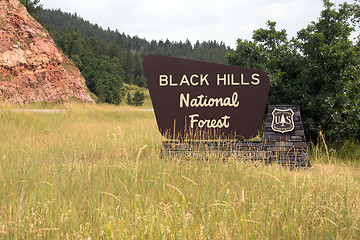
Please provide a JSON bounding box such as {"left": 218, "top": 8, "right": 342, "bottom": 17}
{"left": 0, "top": 0, "right": 94, "bottom": 104}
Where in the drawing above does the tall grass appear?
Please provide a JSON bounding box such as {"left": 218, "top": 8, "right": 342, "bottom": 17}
{"left": 0, "top": 104, "right": 359, "bottom": 239}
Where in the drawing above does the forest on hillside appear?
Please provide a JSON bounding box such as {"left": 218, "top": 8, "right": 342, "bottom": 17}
{"left": 34, "top": 9, "right": 230, "bottom": 104}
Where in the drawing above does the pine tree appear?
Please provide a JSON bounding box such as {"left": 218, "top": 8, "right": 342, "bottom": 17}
{"left": 126, "top": 92, "right": 133, "bottom": 105}
{"left": 132, "top": 91, "right": 144, "bottom": 107}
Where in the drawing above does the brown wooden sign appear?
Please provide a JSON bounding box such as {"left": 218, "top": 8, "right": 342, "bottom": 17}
{"left": 143, "top": 55, "right": 270, "bottom": 139}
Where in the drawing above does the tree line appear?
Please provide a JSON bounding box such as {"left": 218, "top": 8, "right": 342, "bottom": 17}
{"left": 32, "top": 8, "right": 230, "bottom": 105}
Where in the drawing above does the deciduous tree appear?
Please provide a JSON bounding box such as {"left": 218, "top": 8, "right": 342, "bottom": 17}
{"left": 227, "top": 0, "right": 360, "bottom": 142}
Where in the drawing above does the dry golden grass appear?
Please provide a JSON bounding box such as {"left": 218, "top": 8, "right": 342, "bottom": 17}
{"left": 0, "top": 104, "right": 359, "bottom": 239}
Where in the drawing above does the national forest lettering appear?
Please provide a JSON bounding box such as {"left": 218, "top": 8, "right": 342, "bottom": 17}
{"left": 158, "top": 73, "right": 262, "bottom": 130}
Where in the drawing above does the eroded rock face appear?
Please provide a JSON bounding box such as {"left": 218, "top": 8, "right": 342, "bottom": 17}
{"left": 0, "top": 0, "right": 94, "bottom": 104}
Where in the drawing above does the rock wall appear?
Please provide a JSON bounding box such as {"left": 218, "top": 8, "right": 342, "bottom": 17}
{"left": 0, "top": 0, "right": 94, "bottom": 104}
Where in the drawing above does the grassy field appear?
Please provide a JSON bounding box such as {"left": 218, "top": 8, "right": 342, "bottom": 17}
{"left": 0, "top": 104, "right": 359, "bottom": 239}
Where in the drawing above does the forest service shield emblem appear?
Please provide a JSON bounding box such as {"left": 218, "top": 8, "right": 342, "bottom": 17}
{"left": 271, "top": 109, "right": 295, "bottom": 133}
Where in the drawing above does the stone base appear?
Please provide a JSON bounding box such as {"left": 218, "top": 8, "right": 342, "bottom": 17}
{"left": 160, "top": 105, "right": 311, "bottom": 168}
{"left": 160, "top": 140, "right": 310, "bottom": 168}
{"left": 263, "top": 105, "right": 310, "bottom": 167}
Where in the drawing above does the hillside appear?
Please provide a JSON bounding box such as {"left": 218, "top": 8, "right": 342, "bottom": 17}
{"left": 0, "top": 0, "right": 94, "bottom": 104}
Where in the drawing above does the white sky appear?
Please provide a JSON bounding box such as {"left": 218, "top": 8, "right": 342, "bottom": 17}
{"left": 40, "top": 0, "right": 357, "bottom": 48}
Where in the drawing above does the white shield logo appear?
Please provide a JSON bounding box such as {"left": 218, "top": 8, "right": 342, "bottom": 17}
{"left": 271, "top": 109, "right": 295, "bottom": 133}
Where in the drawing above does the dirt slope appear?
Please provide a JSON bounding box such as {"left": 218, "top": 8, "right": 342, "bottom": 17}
{"left": 0, "top": 0, "right": 94, "bottom": 104}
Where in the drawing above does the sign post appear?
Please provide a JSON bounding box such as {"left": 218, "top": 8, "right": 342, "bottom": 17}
{"left": 143, "top": 55, "right": 310, "bottom": 168}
